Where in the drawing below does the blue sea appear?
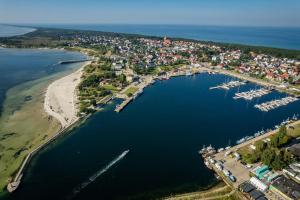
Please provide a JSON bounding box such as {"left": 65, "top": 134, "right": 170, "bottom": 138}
{"left": 31, "top": 24, "right": 300, "bottom": 50}
{"left": 9, "top": 74, "right": 300, "bottom": 200}
{"left": 0, "top": 24, "right": 35, "bottom": 37}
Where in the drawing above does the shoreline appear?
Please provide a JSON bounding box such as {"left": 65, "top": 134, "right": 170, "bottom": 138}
{"left": 5, "top": 62, "right": 298, "bottom": 193}
{"left": 44, "top": 61, "right": 91, "bottom": 128}
{"left": 6, "top": 60, "right": 91, "bottom": 193}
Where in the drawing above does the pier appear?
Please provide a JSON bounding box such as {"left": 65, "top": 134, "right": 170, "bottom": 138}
{"left": 233, "top": 88, "right": 271, "bottom": 100}
{"left": 58, "top": 59, "right": 93, "bottom": 65}
{"left": 254, "top": 96, "right": 298, "bottom": 112}
{"left": 210, "top": 80, "right": 246, "bottom": 90}
{"left": 115, "top": 97, "right": 134, "bottom": 113}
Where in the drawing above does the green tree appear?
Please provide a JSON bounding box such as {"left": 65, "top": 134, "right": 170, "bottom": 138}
{"left": 270, "top": 136, "right": 279, "bottom": 148}
{"left": 283, "top": 150, "right": 294, "bottom": 164}
{"left": 255, "top": 140, "right": 266, "bottom": 153}
{"left": 278, "top": 126, "right": 287, "bottom": 139}
{"left": 242, "top": 152, "right": 260, "bottom": 164}
{"left": 118, "top": 74, "right": 127, "bottom": 84}
{"left": 271, "top": 154, "right": 285, "bottom": 170}
{"left": 91, "top": 99, "right": 97, "bottom": 106}
{"left": 261, "top": 148, "right": 276, "bottom": 166}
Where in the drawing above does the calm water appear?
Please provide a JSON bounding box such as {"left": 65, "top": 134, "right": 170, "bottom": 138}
{"left": 0, "top": 25, "right": 35, "bottom": 37}
{"left": 0, "top": 48, "right": 86, "bottom": 114}
{"left": 35, "top": 24, "right": 300, "bottom": 50}
{"left": 8, "top": 74, "right": 300, "bottom": 200}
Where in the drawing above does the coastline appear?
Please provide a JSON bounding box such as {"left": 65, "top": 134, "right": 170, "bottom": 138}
{"left": 4, "top": 65, "right": 300, "bottom": 198}
{"left": 5, "top": 60, "right": 91, "bottom": 193}
{"left": 44, "top": 61, "right": 91, "bottom": 128}
{"left": 0, "top": 26, "right": 299, "bottom": 199}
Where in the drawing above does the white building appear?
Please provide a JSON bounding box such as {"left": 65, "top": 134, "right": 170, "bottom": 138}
{"left": 250, "top": 177, "right": 268, "bottom": 192}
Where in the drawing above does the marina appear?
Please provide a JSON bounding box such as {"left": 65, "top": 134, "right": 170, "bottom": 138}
{"left": 254, "top": 96, "right": 298, "bottom": 112}
{"left": 199, "top": 117, "right": 300, "bottom": 200}
{"left": 236, "top": 114, "right": 298, "bottom": 145}
{"left": 233, "top": 88, "right": 271, "bottom": 100}
{"left": 210, "top": 80, "right": 246, "bottom": 90}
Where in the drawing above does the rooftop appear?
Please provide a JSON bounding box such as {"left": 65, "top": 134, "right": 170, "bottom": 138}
{"left": 271, "top": 175, "right": 300, "bottom": 199}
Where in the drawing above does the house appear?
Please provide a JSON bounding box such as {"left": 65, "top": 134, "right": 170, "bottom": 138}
{"left": 240, "top": 182, "right": 256, "bottom": 193}
{"left": 270, "top": 176, "right": 300, "bottom": 200}
{"left": 163, "top": 36, "right": 171, "bottom": 47}
{"left": 249, "top": 189, "right": 265, "bottom": 200}
{"left": 288, "top": 143, "right": 300, "bottom": 157}
{"left": 250, "top": 177, "right": 268, "bottom": 192}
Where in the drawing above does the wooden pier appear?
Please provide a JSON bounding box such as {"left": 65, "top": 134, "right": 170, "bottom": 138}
{"left": 210, "top": 81, "right": 246, "bottom": 90}
{"left": 233, "top": 88, "right": 271, "bottom": 100}
{"left": 254, "top": 96, "right": 298, "bottom": 112}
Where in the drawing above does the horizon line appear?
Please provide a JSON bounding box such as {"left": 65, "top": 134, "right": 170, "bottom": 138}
{"left": 1, "top": 23, "right": 300, "bottom": 29}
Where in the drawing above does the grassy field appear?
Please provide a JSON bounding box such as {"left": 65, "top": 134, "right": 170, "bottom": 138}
{"left": 123, "top": 86, "right": 139, "bottom": 97}
{"left": 0, "top": 75, "right": 63, "bottom": 192}
{"left": 102, "top": 84, "right": 120, "bottom": 93}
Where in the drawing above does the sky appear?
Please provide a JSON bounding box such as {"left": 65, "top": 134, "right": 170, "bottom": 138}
{"left": 0, "top": 0, "right": 300, "bottom": 27}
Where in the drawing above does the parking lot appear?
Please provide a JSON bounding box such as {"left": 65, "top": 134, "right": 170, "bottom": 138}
{"left": 213, "top": 151, "right": 259, "bottom": 188}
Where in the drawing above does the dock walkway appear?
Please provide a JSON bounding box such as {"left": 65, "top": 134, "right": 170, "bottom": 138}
{"left": 210, "top": 80, "right": 246, "bottom": 90}
{"left": 234, "top": 88, "right": 271, "bottom": 100}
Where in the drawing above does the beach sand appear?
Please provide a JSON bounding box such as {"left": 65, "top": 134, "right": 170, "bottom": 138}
{"left": 44, "top": 61, "right": 91, "bottom": 128}
{"left": 0, "top": 61, "right": 90, "bottom": 191}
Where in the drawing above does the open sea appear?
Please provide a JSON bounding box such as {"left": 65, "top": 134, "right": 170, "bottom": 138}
{"left": 0, "top": 25, "right": 35, "bottom": 37}
{"left": 31, "top": 24, "right": 300, "bottom": 50}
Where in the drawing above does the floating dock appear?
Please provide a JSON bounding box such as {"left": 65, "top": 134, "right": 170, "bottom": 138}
{"left": 233, "top": 88, "right": 271, "bottom": 100}
{"left": 210, "top": 81, "right": 246, "bottom": 90}
{"left": 254, "top": 96, "right": 298, "bottom": 112}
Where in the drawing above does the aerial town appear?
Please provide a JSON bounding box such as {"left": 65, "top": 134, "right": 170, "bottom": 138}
{"left": 50, "top": 31, "right": 300, "bottom": 115}
{"left": 65, "top": 33, "right": 300, "bottom": 200}
{"left": 1, "top": 29, "right": 300, "bottom": 199}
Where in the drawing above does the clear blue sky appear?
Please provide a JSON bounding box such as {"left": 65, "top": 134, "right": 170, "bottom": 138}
{"left": 0, "top": 0, "right": 299, "bottom": 27}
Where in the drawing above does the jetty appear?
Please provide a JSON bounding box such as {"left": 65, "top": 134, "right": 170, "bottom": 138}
{"left": 6, "top": 117, "right": 85, "bottom": 192}
{"left": 115, "top": 97, "right": 134, "bottom": 113}
{"left": 210, "top": 80, "right": 246, "bottom": 90}
{"left": 254, "top": 96, "right": 298, "bottom": 112}
{"left": 58, "top": 59, "right": 92, "bottom": 65}
{"left": 233, "top": 88, "right": 271, "bottom": 100}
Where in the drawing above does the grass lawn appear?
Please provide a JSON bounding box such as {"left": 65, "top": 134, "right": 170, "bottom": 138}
{"left": 102, "top": 84, "right": 120, "bottom": 92}
{"left": 123, "top": 86, "right": 139, "bottom": 97}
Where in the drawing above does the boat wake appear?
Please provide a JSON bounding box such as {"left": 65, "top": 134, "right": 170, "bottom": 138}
{"left": 66, "top": 150, "right": 130, "bottom": 199}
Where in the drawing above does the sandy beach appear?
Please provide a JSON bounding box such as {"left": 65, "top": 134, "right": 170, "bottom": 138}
{"left": 44, "top": 61, "right": 90, "bottom": 128}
